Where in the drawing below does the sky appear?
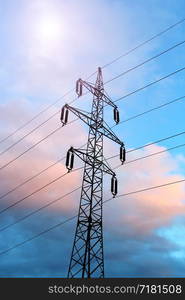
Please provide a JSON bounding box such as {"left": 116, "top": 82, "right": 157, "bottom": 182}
{"left": 0, "top": 0, "right": 185, "bottom": 277}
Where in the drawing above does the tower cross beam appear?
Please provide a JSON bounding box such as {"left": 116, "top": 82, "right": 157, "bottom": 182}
{"left": 72, "top": 148, "right": 115, "bottom": 177}
{"left": 63, "top": 104, "right": 123, "bottom": 146}
{"left": 77, "top": 78, "right": 117, "bottom": 109}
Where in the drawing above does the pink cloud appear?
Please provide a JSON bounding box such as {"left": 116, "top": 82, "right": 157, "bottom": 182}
{"left": 104, "top": 144, "right": 185, "bottom": 235}
{"left": 0, "top": 100, "right": 87, "bottom": 214}
{"left": 0, "top": 101, "right": 185, "bottom": 235}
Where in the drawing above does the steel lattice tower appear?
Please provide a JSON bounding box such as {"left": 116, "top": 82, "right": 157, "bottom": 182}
{"left": 60, "top": 67, "right": 125, "bottom": 278}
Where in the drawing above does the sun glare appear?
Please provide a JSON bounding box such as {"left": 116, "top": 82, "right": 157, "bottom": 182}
{"left": 36, "top": 15, "right": 63, "bottom": 43}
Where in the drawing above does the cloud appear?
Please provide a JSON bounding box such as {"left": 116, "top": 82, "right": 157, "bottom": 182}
{"left": 0, "top": 215, "right": 76, "bottom": 277}
{"left": 0, "top": 103, "right": 184, "bottom": 277}
{"left": 0, "top": 0, "right": 185, "bottom": 277}
{"left": 102, "top": 143, "right": 185, "bottom": 277}
{"left": 0, "top": 99, "right": 88, "bottom": 218}
{"left": 0, "top": 98, "right": 184, "bottom": 235}
{"left": 104, "top": 231, "right": 185, "bottom": 277}
{"left": 104, "top": 144, "right": 185, "bottom": 236}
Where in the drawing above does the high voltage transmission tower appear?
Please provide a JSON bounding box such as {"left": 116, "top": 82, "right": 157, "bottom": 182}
{"left": 60, "top": 67, "right": 125, "bottom": 278}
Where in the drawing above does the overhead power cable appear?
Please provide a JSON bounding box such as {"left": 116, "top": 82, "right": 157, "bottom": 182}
{"left": 0, "top": 88, "right": 74, "bottom": 145}
{"left": 0, "top": 126, "right": 63, "bottom": 171}
{"left": 124, "top": 142, "right": 185, "bottom": 165}
{"left": 0, "top": 130, "right": 184, "bottom": 202}
{"left": 1, "top": 62, "right": 185, "bottom": 173}
{"left": 113, "top": 66, "right": 185, "bottom": 104}
{"left": 0, "top": 167, "right": 83, "bottom": 215}
{"left": 0, "top": 121, "right": 76, "bottom": 171}
{"left": 0, "top": 186, "right": 81, "bottom": 233}
{"left": 0, "top": 111, "right": 60, "bottom": 156}
{"left": 2, "top": 39, "right": 184, "bottom": 158}
{"left": 1, "top": 16, "right": 185, "bottom": 146}
{"left": 102, "top": 16, "right": 185, "bottom": 69}
{"left": 1, "top": 37, "right": 185, "bottom": 161}
{"left": 0, "top": 156, "right": 66, "bottom": 201}
{"left": 104, "top": 178, "right": 185, "bottom": 204}
{"left": 108, "top": 129, "right": 185, "bottom": 160}
{"left": 105, "top": 39, "right": 185, "bottom": 84}
{"left": 112, "top": 95, "right": 185, "bottom": 126}
{"left": 0, "top": 215, "right": 78, "bottom": 257}
{"left": 0, "top": 178, "right": 184, "bottom": 256}
{"left": 0, "top": 143, "right": 87, "bottom": 201}
{"left": 112, "top": 143, "right": 185, "bottom": 170}
{"left": 127, "top": 130, "right": 185, "bottom": 154}
{"left": 0, "top": 140, "right": 184, "bottom": 233}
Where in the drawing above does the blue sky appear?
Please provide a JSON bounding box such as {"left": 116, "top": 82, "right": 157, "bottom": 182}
{"left": 0, "top": 0, "right": 185, "bottom": 277}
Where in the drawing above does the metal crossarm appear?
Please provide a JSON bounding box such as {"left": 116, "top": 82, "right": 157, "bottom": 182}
{"left": 64, "top": 104, "right": 123, "bottom": 146}
{"left": 77, "top": 78, "right": 117, "bottom": 109}
{"left": 73, "top": 148, "right": 115, "bottom": 177}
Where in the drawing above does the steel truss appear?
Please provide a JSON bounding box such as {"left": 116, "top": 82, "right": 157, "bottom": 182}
{"left": 61, "top": 67, "right": 125, "bottom": 278}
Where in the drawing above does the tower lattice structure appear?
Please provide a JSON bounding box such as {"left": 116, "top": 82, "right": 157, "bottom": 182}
{"left": 60, "top": 67, "right": 125, "bottom": 278}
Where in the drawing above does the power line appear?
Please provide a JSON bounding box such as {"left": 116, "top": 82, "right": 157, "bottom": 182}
{"left": 111, "top": 142, "right": 185, "bottom": 170}
{"left": 0, "top": 111, "right": 60, "bottom": 156}
{"left": 0, "top": 140, "right": 184, "bottom": 234}
{"left": 104, "top": 178, "right": 185, "bottom": 204}
{"left": 1, "top": 16, "right": 185, "bottom": 147}
{"left": 0, "top": 61, "right": 184, "bottom": 210}
{"left": 105, "top": 39, "right": 185, "bottom": 84}
{"left": 108, "top": 130, "right": 185, "bottom": 160}
{"left": 1, "top": 17, "right": 185, "bottom": 268}
{"left": 0, "top": 167, "right": 82, "bottom": 215}
{"left": 0, "top": 172, "right": 67, "bottom": 215}
{"left": 0, "top": 126, "right": 62, "bottom": 171}
{"left": 0, "top": 88, "right": 88, "bottom": 148}
{"left": 125, "top": 142, "right": 185, "bottom": 165}
{"left": 0, "top": 215, "right": 78, "bottom": 257}
{"left": 0, "top": 143, "right": 87, "bottom": 201}
{"left": 0, "top": 186, "right": 81, "bottom": 233}
{"left": 0, "top": 121, "right": 75, "bottom": 171}
{"left": 127, "top": 130, "right": 185, "bottom": 154}
{"left": 1, "top": 37, "right": 185, "bottom": 161}
{"left": 114, "top": 66, "right": 185, "bottom": 104}
{"left": 112, "top": 95, "right": 185, "bottom": 126}
{"left": 2, "top": 39, "right": 184, "bottom": 158}
{"left": 102, "top": 16, "right": 185, "bottom": 69}
{"left": 0, "top": 157, "right": 65, "bottom": 201}
{"left": 0, "top": 178, "right": 184, "bottom": 256}
{"left": 1, "top": 62, "right": 184, "bottom": 172}
{"left": 0, "top": 130, "right": 184, "bottom": 202}
{"left": 0, "top": 88, "right": 74, "bottom": 145}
